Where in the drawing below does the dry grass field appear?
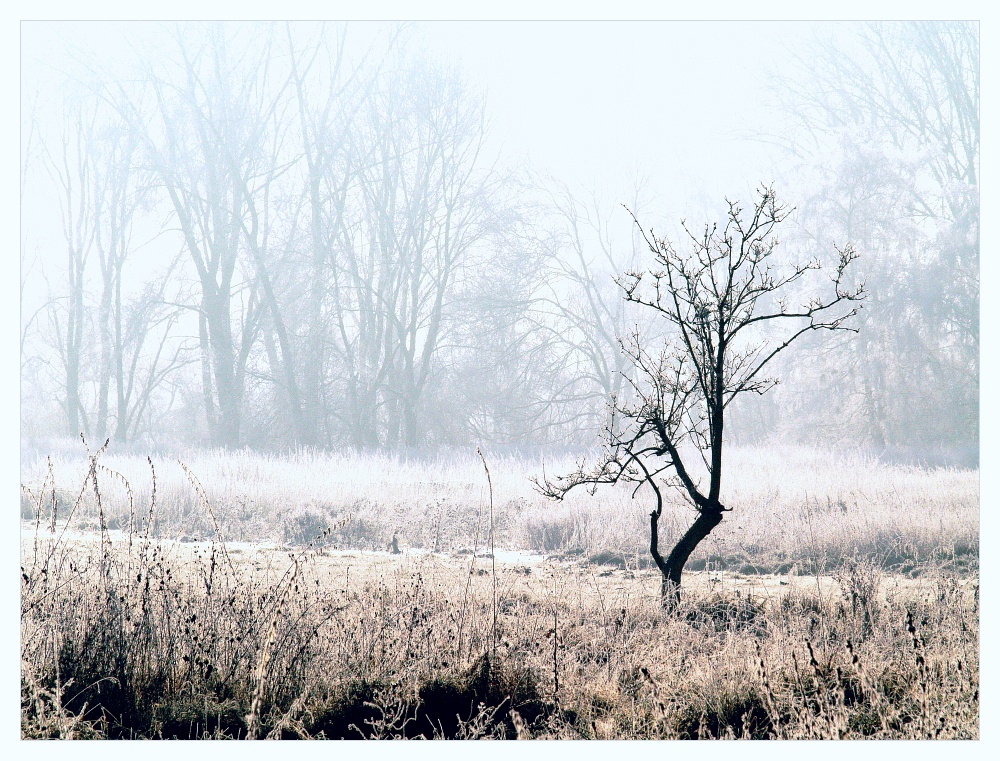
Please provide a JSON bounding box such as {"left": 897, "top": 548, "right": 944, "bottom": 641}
{"left": 20, "top": 444, "right": 978, "bottom": 739}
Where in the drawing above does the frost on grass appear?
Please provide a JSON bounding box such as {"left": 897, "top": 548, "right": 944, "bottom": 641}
{"left": 20, "top": 446, "right": 978, "bottom": 739}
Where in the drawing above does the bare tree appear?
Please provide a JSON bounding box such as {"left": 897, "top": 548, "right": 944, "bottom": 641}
{"left": 434, "top": 174, "right": 547, "bottom": 446}
{"left": 27, "top": 72, "right": 192, "bottom": 445}
{"left": 285, "top": 22, "right": 389, "bottom": 447}
{"left": 771, "top": 21, "right": 978, "bottom": 458}
{"left": 115, "top": 24, "right": 285, "bottom": 447}
{"left": 87, "top": 111, "right": 186, "bottom": 444}
{"left": 782, "top": 22, "right": 978, "bottom": 226}
{"left": 44, "top": 100, "right": 99, "bottom": 438}
{"left": 328, "top": 55, "right": 498, "bottom": 448}
{"left": 527, "top": 179, "right": 649, "bottom": 439}
{"left": 539, "top": 186, "right": 864, "bottom": 608}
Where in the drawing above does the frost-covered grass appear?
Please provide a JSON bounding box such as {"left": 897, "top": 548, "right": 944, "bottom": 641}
{"left": 20, "top": 509, "right": 979, "bottom": 739}
{"left": 19, "top": 442, "right": 979, "bottom": 739}
{"left": 20, "top": 442, "right": 978, "bottom": 576}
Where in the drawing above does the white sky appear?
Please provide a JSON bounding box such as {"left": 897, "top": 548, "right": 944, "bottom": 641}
{"left": 19, "top": 19, "right": 830, "bottom": 197}
{"left": 413, "top": 20, "right": 815, "bottom": 212}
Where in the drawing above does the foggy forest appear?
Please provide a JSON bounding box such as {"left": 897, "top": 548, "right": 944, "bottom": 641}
{"left": 20, "top": 20, "right": 979, "bottom": 741}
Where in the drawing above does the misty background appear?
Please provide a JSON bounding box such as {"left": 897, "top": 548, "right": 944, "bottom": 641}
{"left": 19, "top": 21, "right": 979, "bottom": 466}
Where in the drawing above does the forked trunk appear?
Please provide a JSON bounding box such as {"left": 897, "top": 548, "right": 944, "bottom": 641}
{"left": 650, "top": 505, "right": 725, "bottom": 611}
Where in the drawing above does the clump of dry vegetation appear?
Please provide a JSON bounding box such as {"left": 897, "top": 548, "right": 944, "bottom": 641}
{"left": 20, "top": 447, "right": 978, "bottom": 739}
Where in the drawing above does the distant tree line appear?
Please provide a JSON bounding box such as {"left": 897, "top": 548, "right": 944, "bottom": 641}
{"left": 759, "top": 21, "right": 979, "bottom": 463}
{"left": 20, "top": 21, "right": 978, "bottom": 461}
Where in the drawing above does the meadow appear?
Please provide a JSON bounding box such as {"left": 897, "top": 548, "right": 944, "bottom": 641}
{"left": 20, "top": 443, "right": 979, "bottom": 739}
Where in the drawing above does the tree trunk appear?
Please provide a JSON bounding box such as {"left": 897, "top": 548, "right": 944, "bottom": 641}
{"left": 202, "top": 290, "right": 242, "bottom": 449}
{"left": 113, "top": 276, "right": 129, "bottom": 444}
{"left": 65, "top": 345, "right": 82, "bottom": 437}
{"left": 303, "top": 172, "right": 328, "bottom": 448}
{"left": 650, "top": 505, "right": 725, "bottom": 611}
{"left": 198, "top": 309, "right": 218, "bottom": 444}
{"left": 402, "top": 393, "right": 419, "bottom": 449}
{"left": 95, "top": 288, "right": 112, "bottom": 441}
{"left": 65, "top": 279, "right": 86, "bottom": 438}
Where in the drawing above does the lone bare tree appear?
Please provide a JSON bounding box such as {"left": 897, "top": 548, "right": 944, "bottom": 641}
{"left": 539, "top": 186, "right": 864, "bottom": 608}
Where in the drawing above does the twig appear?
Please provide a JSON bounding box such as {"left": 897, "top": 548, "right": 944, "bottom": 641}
{"left": 477, "top": 447, "right": 498, "bottom": 661}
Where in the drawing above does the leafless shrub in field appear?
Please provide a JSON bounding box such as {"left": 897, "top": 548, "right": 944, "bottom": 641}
{"left": 836, "top": 558, "right": 884, "bottom": 639}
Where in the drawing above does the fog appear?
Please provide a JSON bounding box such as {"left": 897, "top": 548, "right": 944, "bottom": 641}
{"left": 19, "top": 21, "right": 979, "bottom": 465}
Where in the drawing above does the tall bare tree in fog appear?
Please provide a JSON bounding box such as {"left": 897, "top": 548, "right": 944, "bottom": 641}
{"left": 773, "top": 21, "right": 978, "bottom": 458}
{"left": 531, "top": 180, "right": 648, "bottom": 438}
{"left": 44, "top": 101, "right": 98, "bottom": 438}
{"left": 89, "top": 113, "right": 190, "bottom": 444}
{"left": 447, "top": 196, "right": 550, "bottom": 444}
{"left": 90, "top": 115, "right": 139, "bottom": 441}
{"left": 286, "top": 24, "right": 389, "bottom": 447}
{"left": 32, "top": 90, "right": 191, "bottom": 444}
{"left": 121, "top": 25, "right": 288, "bottom": 448}
{"left": 541, "top": 188, "right": 864, "bottom": 607}
{"left": 328, "top": 57, "right": 497, "bottom": 448}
